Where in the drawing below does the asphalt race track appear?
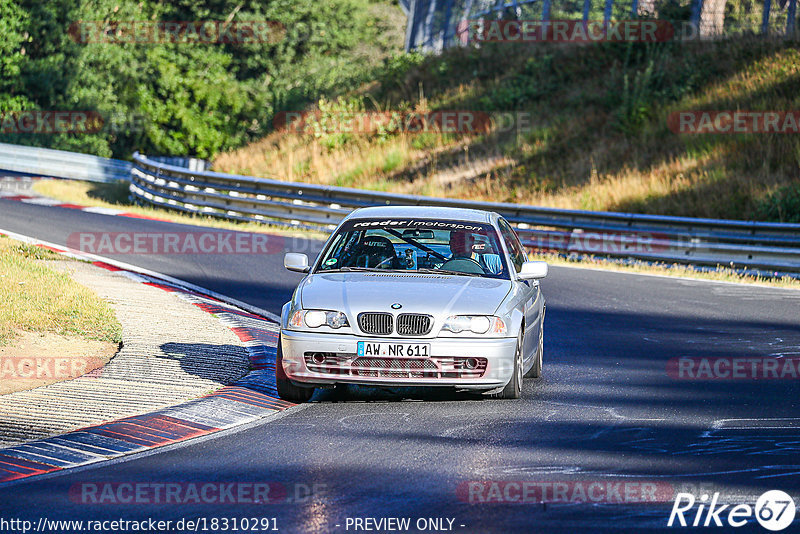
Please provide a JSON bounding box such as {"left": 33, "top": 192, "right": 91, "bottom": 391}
{"left": 1, "top": 198, "right": 799, "bottom": 533}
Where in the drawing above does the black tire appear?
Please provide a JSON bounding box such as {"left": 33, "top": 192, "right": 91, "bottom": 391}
{"left": 524, "top": 319, "right": 543, "bottom": 379}
{"left": 491, "top": 326, "right": 523, "bottom": 399}
{"left": 276, "top": 335, "right": 315, "bottom": 403}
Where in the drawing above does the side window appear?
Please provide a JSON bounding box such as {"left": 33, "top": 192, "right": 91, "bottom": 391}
{"left": 498, "top": 219, "right": 526, "bottom": 273}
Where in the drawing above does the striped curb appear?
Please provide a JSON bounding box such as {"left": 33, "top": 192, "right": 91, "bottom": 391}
{"left": 0, "top": 188, "right": 168, "bottom": 223}
{"left": 0, "top": 236, "right": 293, "bottom": 486}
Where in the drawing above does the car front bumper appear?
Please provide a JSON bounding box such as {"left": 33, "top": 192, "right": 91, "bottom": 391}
{"left": 280, "top": 329, "right": 517, "bottom": 390}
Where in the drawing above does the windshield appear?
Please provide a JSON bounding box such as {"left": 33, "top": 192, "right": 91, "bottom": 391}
{"left": 315, "top": 218, "right": 510, "bottom": 279}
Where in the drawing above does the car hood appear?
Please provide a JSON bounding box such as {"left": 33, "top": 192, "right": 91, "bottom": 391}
{"left": 299, "top": 272, "right": 512, "bottom": 318}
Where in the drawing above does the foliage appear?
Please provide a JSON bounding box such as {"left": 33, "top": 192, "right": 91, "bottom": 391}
{"left": 0, "top": 0, "right": 403, "bottom": 158}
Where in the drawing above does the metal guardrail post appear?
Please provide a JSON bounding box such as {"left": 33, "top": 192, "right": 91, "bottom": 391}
{"left": 441, "top": 0, "right": 454, "bottom": 48}
{"left": 404, "top": 0, "right": 420, "bottom": 51}
{"left": 762, "top": 0, "right": 772, "bottom": 34}
{"left": 603, "top": 0, "right": 614, "bottom": 25}
{"left": 690, "top": 0, "right": 704, "bottom": 34}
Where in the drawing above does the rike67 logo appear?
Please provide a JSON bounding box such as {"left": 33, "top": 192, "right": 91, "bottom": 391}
{"left": 668, "top": 490, "right": 796, "bottom": 531}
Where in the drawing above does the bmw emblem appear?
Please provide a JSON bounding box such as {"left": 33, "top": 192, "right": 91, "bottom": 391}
{"left": 391, "top": 303, "right": 402, "bottom": 310}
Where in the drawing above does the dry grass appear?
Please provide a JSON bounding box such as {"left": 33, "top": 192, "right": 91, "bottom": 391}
{"left": 0, "top": 236, "right": 123, "bottom": 346}
{"left": 214, "top": 38, "right": 800, "bottom": 222}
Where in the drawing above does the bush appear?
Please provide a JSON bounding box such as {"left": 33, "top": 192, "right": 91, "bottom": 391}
{"left": 756, "top": 184, "right": 800, "bottom": 222}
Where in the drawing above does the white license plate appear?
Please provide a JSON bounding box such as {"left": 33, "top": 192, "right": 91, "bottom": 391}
{"left": 357, "top": 341, "right": 430, "bottom": 358}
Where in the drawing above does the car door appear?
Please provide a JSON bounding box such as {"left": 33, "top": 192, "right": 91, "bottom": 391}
{"left": 498, "top": 218, "right": 541, "bottom": 364}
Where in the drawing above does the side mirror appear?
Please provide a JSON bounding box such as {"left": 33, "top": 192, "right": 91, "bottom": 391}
{"left": 518, "top": 261, "right": 548, "bottom": 280}
{"left": 284, "top": 252, "right": 310, "bottom": 273}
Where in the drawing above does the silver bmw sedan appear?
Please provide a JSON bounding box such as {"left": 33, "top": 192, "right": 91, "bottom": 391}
{"left": 278, "top": 205, "right": 547, "bottom": 401}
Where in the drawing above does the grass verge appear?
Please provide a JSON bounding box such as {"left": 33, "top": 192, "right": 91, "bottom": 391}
{"left": 0, "top": 236, "right": 123, "bottom": 346}
{"left": 530, "top": 252, "right": 800, "bottom": 289}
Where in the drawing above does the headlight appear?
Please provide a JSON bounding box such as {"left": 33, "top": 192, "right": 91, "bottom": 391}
{"left": 290, "top": 309, "right": 349, "bottom": 329}
{"left": 442, "top": 315, "right": 506, "bottom": 335}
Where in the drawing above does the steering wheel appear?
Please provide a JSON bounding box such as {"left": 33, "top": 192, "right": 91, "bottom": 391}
{"left": 439, "top": 257, "right": 486, "bottom": 274}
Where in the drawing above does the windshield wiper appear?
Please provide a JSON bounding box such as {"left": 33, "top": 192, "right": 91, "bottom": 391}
{"left": 415, "top": 268, "right": 484, "bottom": 277}
{"left": 323, "top": 266, "right": 485, "bottom": 277}
{"left": 323, "top": 266, "right": 387, "bottom": 272}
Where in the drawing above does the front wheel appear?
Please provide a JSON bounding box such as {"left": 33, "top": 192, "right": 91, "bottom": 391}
{"left": 524, "top": 319, "right": 543, "bottom": 379}
{"left": 276, "top": 335, "right": 314, "bottom": 403}
{"left": 491, "top": 327, "right": 523, "bottom": 399}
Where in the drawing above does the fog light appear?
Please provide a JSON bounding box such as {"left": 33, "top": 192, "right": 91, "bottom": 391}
{"left": 464, "top": 358, "right": 478, "bottom": 370}
{"left": 311, "top": 353, "right": 327, "bottom": 365}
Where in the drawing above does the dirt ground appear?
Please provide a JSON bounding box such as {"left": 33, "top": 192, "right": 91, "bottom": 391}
{"left": 0, "top": 329, "right": 118, "bottom": 395}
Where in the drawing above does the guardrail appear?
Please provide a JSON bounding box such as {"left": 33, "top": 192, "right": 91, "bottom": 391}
{"left": 0, "top": 142, "right": 796, "bottom": 275}
{"left": 130, "top": 152, "right": 800, "bottom": 275}
{"left": 0, "top": 142, "right": 131, "bottom": 183}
